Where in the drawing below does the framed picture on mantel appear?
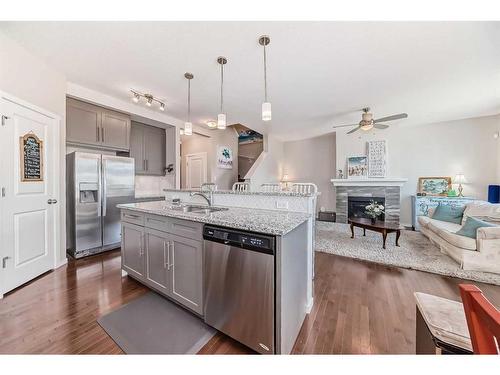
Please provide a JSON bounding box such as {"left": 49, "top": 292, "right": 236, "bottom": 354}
{"left": 347, "top": 156, "right": 368, "bottom": 179}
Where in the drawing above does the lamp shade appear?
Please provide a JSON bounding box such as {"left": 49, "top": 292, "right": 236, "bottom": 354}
{"left": 184, "top": 122, "right": 192, "bottom": 136}
{"left": 453, "top": 174, "right": 467, "bottom": 184}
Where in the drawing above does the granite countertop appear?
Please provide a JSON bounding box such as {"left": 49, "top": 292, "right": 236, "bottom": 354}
{"left": 118, "top": 200, "right": 310, "bottom": 236}
{"left": 163, "top": 188, "right": 319, "bottom": 198}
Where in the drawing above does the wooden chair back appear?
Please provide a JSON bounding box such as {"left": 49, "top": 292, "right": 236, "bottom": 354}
{"left": 459, "top": 284, "right": 500, "bottom": 354}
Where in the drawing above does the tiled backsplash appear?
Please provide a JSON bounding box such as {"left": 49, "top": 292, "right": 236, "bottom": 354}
{"left": 135, "top": 175, "right": 175, "bottom": 198}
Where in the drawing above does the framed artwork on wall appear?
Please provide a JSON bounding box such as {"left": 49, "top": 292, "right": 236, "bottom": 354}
{"left": 347, "top": 156, "right": 368, "bottom": 179}
{"left": 367, "top": 140, "right": 387, "bottom": 178}
{"left": 216, "top": 146, "right": 233, "bottom": 169}
{"left": 418, "top": 176, "right": 452, "bottom": 196}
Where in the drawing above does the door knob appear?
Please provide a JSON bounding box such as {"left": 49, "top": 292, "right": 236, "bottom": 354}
{"left": 47, "top": 199, "right": 58, "bottom": 204}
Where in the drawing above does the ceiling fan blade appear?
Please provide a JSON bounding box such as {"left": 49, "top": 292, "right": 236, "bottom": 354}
{"left": 332, "top": 123, "right": 358, "bottom": 129}
{"left": 346, "top": 126, "right": 361, "bottom": 134}
{"left": 373, "top": 113, "right": 408, "bottom": 123}
{"left": 373, "top": 123, "right": 389, "bottom": 129}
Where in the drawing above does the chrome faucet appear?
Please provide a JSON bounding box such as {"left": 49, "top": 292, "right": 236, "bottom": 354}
{"left": 190, "top": 191, "right": 213, "bottom": 207}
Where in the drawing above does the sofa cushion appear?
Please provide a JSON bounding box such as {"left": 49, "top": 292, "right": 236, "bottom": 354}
{"left": 432, "top": 204, "right": 465, "bottom": 224}
{"left": 456, "top": 217, "right": 496, "bottom": 239}
{"left": 438, "top": 229, "right": 477, "bottom": 250}
{"left": 463, "top": 201, "right": 500, "bottom": 224}
{"left": 427, "top": 218, "right": 462, "bottom": 234}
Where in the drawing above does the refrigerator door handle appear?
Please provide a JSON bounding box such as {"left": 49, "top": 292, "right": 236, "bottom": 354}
{"left": 102, "top": 158, "right": 107, "bottom": 217}
{"left": 97, "top": 158, "right": 102, "bottom": 217}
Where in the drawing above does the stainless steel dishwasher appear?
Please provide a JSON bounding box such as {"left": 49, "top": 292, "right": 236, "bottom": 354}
{"left": 203, "top": 225, "right": 275, "bottom": 354}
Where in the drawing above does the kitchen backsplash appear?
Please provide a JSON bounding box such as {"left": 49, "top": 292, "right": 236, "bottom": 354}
{"left": 135, "top": 175, "right": 174, "bottom": 198}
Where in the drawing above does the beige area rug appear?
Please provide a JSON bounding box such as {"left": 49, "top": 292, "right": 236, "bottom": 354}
{"left": 315, "top": 222, "right": 500, "bottom": 286}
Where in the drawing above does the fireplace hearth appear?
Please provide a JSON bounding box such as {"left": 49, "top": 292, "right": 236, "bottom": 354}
{"left": 348, "top": 196, "right": 385, "bottom": 221}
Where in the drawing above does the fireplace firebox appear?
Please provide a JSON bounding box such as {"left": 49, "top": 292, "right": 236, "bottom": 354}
{"left": 348, "top": 196, "right": 385, "bottom": 221}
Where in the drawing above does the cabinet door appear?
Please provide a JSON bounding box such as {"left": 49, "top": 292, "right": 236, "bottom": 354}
{"left": 121, "top": 223, "right": 145, "bottom": 280}
{"left": 145, "top": 228, "right": 169, "bottom": 293}
{"left": 130, "top": 122, "right": 146, "bottom": 174}
{"left": 101, "top": 109, "right": 130, "bottom": 150}
{"left": 168, "top": 234, "right": 203, "bottom": 314}
{"left": 66, "top": 98, "right": 101, "bottom": 146}
{"left": 144, "top": 126, "right": 166, "bottom": 176}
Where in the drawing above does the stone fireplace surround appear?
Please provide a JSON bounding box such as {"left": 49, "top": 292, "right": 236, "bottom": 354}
{"left": 331, "top": 178, "right": 408, "bottom": 225}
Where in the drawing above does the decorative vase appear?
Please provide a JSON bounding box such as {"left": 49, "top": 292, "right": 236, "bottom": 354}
{"left": 371, "top": 217, "right": 376, "bottom": 224}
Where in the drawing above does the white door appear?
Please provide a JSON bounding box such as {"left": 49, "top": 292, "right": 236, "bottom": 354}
{"left": 185, "top": 152, "right": 207, "bottom": 189}
{"left": 0, "top": 93, "right": 59, "bottom": 296}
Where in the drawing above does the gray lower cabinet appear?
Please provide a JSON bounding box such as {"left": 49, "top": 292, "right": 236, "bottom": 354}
{"left": 121, "top": 222, "right": 145, "bottom": 280}
{"left": 122, "top": 213, "right": 203, "bottom": 315}
{"left": 145, "top": 228, "right": 169, "bottom": 294}
{"left": 168, "top": 233, "right": 203, "bottom": 314}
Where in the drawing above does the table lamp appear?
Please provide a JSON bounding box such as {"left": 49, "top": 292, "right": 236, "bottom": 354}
{"left": 453, "top": 174, "right": 467, "bottom": 197}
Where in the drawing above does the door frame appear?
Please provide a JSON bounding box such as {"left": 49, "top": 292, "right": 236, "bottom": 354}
{"left": 0, "top": 90, "right": 62, "bottom": 297}
{"left": 185, "top": 152, "right": 208, "bottom": 189}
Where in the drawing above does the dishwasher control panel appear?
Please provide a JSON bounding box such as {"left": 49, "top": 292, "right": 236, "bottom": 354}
{"left": 203, "top": 225, "right": 274, "bottom": 254}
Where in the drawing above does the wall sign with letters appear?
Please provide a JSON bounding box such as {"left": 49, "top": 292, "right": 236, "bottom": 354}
{"left": 20, "top": 132, "right": 43, "bottom": 182}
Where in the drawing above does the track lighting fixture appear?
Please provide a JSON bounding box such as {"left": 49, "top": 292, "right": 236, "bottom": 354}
{"left": 130, "top": 90, "right": 166, "bottom": 112}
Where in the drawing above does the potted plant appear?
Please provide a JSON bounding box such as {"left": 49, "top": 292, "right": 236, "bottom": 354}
{"left": 365, "top": 200, "right": 385, "bottom": 224}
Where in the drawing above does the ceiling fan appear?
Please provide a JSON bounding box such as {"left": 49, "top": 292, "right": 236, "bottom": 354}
{"left": 333, "top": 107, "right": 408, "bottom": 134}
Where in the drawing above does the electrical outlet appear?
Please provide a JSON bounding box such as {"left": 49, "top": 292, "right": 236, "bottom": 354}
{"left": 276, "top": 200, "right": 289, "bottom": 210}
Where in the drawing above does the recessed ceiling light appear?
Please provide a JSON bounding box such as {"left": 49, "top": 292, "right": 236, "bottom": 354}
{"left": 206, "top": 120, "right": 217, "bottom": 129}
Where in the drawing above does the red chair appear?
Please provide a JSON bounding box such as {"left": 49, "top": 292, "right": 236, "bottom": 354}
{"left": 459, "top": 284, "right": 500, "bottom": 354}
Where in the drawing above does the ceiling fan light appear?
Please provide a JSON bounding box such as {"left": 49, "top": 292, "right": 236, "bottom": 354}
{"left": 262, "top": 102, "right": 272, "bottom": 121}
{"left": 361, "top": 123, "right": 374, "bottom": 131}
{"left": 184, "top": 122, "right": 193, "bottom": 136}
{"left": 217, "top": 113, "right": 226, "bottom": 129}
{"left": 206, "top": 120, "right": 217, "bottom": 129}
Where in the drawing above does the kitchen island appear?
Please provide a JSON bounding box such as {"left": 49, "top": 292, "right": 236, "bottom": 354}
{"left": 118, "top": 200, "right": 310, "bottom": 354}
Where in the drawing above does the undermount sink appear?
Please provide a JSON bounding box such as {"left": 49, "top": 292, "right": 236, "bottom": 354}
{"left": 168, "top": 204, "right": 228, "bottom": 214}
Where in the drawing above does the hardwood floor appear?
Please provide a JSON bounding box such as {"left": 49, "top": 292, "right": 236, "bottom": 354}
{"left": 1, "top": 250, "right": 499, "bottom": 354}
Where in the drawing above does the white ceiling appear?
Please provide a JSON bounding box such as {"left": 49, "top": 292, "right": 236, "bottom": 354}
{"left": 1, "top": 21, "right": 499, "bottom": 141}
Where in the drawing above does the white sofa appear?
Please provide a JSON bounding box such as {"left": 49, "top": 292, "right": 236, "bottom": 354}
{"left": 418, "top": 201, "right": 500, "bottom": 274}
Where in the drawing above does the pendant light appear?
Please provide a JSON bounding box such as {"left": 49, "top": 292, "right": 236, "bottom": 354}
{"left": 184, "top": 72, "right": 193, "bottom": 136}
{"left": 259, "top": 35, "right": 271, "bottom": 121}
{"left": 217, "top": 56, "right": 227, "bottom": 129}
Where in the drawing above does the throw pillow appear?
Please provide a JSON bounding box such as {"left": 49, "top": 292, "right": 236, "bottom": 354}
{"left": 456, "top": 217, "right": 496, "bottom": 239}
{"left": 432, "top": 204, "right": 466, "bottom": 224}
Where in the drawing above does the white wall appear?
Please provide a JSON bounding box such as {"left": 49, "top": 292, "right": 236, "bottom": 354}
{"left": 0, "top": 31, "right": 67, "bottom": 266}
{"left": 180, "top": 125, "right": 239, "bottom": 190}
{"left": 246, "top": 135, "right": 284, "bottom": 189}
{"left": 336, "top": 114, "right": 500, "bottom": 225}
{"left": 283, "top": 133, "right": 336, "bottom": 211}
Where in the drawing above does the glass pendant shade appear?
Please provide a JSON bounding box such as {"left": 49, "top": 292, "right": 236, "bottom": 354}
{"left": 262, "top": 102, "right": 272, "bottom": 121}
{"left": 184, "top": 122, "right": 193, "bottom": 136}
{"left": 217, "top": 113, "right": 226, "bottom": 129}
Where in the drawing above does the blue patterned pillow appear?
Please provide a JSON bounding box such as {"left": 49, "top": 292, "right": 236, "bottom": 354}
{"left": 456, "top": 217, "right": 496, "bottom": 239}
{"left": 432, "top": 204, "right": 465, "bottom": 224}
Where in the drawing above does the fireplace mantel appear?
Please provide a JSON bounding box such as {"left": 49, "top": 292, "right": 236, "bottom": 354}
{"left": 331, "top": 178, "right": 408, "bottom": 187}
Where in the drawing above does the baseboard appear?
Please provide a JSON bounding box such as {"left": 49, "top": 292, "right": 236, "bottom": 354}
{"left": 54, "top": 257, "right": 68, "bottom": 269}
{"left": 305, "top": 298, "right": 314, "bottom": 314}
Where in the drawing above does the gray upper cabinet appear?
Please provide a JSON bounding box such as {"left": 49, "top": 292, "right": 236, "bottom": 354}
{"left": 66, "top": 98, "right": 102, "bottom": 146}
{"left": 101, "top": 109, "right": 130, "bottom": 150}
{"left": 66, "top": 98, "right": 130, "bottom": 151}
{"left": 130, "top": 121, "right": 166, "bottom": 176}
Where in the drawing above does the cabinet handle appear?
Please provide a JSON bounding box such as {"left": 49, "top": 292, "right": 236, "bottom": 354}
{"left": 143, "top": 160, "right": 146, "bottom": 171}
{"left": 163, "top": 240, "right": 167, "bottom": 269}
{"left": 124, "top": 214, "right": 140, "bottom": 219}
{"left": 146, "top": 159, "right": 148, "bottom": 171}
{"left": 139, "top": 233, "right": 144, "bottom": 256}
{"left": 169, "top": 241, "right": 174, "bottom": 270}
{"left": 166, "top": 241, "right": 171, "bottom": 270}
{"left": 96, "top": 126, "right": 99, "bottom": 142}
{"left": 101, "top": 127, "right": 105, "bottom": 143}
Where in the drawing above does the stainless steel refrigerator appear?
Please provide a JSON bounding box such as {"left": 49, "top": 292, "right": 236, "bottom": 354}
{"left": 66, "top": 152, "right": 135, "bottom": 258}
